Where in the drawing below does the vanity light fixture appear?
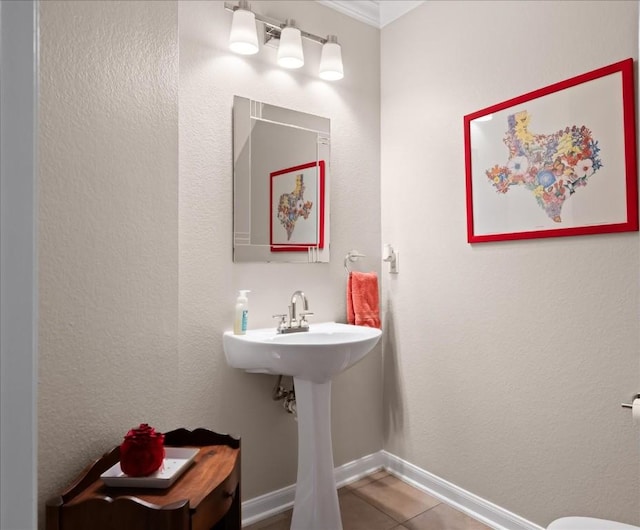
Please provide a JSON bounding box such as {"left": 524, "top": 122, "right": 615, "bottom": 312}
{"left": 319, "top": 35, "right": 343, "bottom": 81}
{"left": 228, "top": 0, "right": 259, "bottom": 55}
{"left": 224, "top": 1, "right": 345, "bottom": 80}
{"left": 277, "top": 21, "right": 304, "bottom": 69}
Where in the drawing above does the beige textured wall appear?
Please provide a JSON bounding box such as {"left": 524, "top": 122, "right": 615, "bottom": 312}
{"left": 38, "top": 1, "right": 179, "bottom": 522}
{"left": 37, "top": 0, "right": 382, "bottom": 520}
{"left": 381, "top": 1, "right": 640, "bottom": 527}
{"left": 178, "top": 1, "right": 381, "bottom": 499}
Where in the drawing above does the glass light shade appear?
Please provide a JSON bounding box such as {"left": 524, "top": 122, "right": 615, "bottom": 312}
{"left": 229, "top": 8, "right": 259, "bottom": 55}
{"left": 277, "top": 26, "right": 304, "bottom": 69}
{"left": 319, "top": 38, "right": 343, "bottom": 80}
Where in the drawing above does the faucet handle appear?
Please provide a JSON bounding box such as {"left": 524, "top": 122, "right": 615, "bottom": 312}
{"left": 272, "top": 314, "right": 288, "bottom": 331}
{"left": 299, "top": 311, "right": 314, "bottom": 327}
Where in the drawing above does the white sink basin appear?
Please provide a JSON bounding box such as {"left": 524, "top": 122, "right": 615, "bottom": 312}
{"left": 222, "top": 320, "right": 382, "bottom": 530}
{"left": 223, "top": 321, "right": 381, "bottom": 383}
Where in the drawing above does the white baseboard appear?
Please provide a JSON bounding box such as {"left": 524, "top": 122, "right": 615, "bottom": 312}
{"left": 241, "top": 451, "right": 543, "bottom": 530}
{"left": 381, "top": 451, "right": 544, "bottom": 530}
{"left": 241, "top": 482, "right": 295, "bottom": 527}
{"left": 241, "top": 451, "right": 385, "bottom": 526}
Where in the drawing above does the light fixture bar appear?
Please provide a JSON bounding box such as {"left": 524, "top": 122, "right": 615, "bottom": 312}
{"left": 224, "top": 2, "right": 329, "bottom": 45}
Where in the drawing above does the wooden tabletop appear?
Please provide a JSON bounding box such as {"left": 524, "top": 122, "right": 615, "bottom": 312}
{"left": 68, "top": 445, "right": 239, "bottom": 509}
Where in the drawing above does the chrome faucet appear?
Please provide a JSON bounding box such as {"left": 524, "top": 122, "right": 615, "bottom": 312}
{"left": 289, "top": 290, "right": 308, "bottom": 324}
{"left": 273, "top": 290, "right": 313, "bottom": 333}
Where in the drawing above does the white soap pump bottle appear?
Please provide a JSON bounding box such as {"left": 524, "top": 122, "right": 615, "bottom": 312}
{"left": 234, "top": 290, "right": 251, "bottom": 335}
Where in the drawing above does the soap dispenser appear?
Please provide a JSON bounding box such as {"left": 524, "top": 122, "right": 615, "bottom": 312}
{"left": 234, "top": 290, "right": 251, "bottom": 335}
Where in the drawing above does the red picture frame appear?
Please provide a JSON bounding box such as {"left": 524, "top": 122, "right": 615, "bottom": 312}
{"left": 464, "top": 58, "right": 638, "bottom": 243}
{"left": 270, "top": 160, "right": 325, "bottom": 252}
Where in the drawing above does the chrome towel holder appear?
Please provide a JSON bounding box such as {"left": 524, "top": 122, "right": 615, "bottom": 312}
{"left": 344, "top": 250, "right": 365, "bottom": 273}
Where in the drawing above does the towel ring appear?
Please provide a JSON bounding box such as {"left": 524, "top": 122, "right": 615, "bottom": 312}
{"left": 344, "top": 250, "right": 366, "bottom": 274}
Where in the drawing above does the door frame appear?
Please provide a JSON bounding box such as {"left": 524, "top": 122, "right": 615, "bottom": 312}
{"left": 0, "top": 1, "right": 38, "bottom": 528}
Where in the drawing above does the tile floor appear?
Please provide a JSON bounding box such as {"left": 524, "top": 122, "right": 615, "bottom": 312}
{"left": 244, "top": 470, "right": 493, "bottom": 530}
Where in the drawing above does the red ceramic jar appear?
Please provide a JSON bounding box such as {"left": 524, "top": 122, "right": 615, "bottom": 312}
{"left": 119, "top": 423, "right": 165, "bottom": 477}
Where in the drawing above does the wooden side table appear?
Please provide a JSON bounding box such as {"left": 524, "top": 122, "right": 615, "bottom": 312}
{"left": 46, "top": 428, "right": 241, "bottom": 530}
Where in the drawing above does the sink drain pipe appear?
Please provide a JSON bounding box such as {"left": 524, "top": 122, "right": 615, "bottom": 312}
{"left": 272, "top": 375, "right": 297, "bottom": 415}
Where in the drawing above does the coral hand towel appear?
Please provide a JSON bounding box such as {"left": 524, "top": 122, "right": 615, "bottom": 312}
{"left": 347, "top": 271, "right": 381, "bottom": 328}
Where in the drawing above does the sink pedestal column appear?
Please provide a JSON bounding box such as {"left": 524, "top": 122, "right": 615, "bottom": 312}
{"left": 291, "top": 378, "right": 342, "bottom": 530}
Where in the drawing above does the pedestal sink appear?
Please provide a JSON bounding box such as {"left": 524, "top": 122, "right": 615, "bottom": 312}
{"left": 223, "top": 322, "right": 382, "bottom": 530}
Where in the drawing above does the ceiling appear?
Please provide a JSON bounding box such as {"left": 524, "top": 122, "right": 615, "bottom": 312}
{"left": 316, "top": 1, "right": 425, "bottom": 28}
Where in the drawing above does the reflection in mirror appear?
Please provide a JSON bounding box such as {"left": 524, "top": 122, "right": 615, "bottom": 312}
{"left": 233, "top": 96, "right": 330, "bottom": 263}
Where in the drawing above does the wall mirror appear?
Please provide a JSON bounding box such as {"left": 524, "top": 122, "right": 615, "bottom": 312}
{"left": 233, "top": 96, "right": 330, "bottom": 263}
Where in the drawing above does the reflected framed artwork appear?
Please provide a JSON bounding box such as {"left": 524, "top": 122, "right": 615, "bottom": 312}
{"left": 464, "top": 58, "right": 638, "bottom": 243}
{"left": 270, "top": 161, "right": 325, "bottom": 252}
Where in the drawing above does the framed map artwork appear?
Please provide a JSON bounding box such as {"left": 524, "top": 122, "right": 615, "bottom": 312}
{"left": 270, "top": 161, "right": 325, "bottom": 252}
{"left": 464, "top": 58, "right": 638, "bottom": 243}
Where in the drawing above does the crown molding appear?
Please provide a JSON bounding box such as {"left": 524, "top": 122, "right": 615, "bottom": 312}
{"left": 317, "top": 1, "right": 425, "bottom": 28}
{"left": 316, "top": 0, "right": 381, "bottom": 28}
{"left": 378, "top": 1, "right": 425, "bottom": 27}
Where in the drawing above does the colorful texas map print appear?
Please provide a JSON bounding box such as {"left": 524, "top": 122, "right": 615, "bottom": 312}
{"left": 485, "top": 110, "right": 602, "bottom": 222}
{"left": 277, "top": 174, "right": 313, "bottom": 240}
